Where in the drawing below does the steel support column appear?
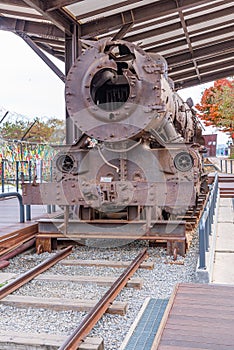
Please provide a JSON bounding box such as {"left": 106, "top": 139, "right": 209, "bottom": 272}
{"left": 65, "top": 23, "right": 82, "bottom": 144}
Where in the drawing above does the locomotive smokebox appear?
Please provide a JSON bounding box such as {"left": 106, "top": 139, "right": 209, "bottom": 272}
{"left": 65, "top": 38, "right": 176, "bottom": 143}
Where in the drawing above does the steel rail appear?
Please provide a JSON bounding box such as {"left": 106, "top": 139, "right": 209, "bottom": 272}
{"left": 0, "top": 246, "right": 73, "bottom": 300}
{"left": 58, "top": 248, "right": 148, "bottom": 350}
{"left": 0, "top": 238, "right": 36, "bottom": 262}
{"left": 0, "top": 230, "right": 36, "bottom": 252}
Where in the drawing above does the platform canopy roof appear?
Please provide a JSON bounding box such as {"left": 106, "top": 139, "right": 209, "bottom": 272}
{"left": 0, "top": 0, "right": 233, "bottom": 89}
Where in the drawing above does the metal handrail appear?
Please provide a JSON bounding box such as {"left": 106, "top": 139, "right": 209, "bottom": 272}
{"left": 220, "top": 159, "right": 234, "bottom": 174}
{"left": 0, "top": 192, "right": 25, "bottom": 223}
{"left": 198, "top": 172, "right": 219, "bottom": 269}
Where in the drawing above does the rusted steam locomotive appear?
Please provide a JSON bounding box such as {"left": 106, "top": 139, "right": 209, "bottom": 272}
{"left": 23, "top": 39, "right": 206, "bottom": 239}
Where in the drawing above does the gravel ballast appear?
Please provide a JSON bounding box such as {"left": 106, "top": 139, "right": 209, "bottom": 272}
{"left": 0, "top": 235, "right": 199, "bottom": 350}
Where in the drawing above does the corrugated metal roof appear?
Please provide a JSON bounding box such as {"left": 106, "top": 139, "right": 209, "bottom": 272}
{"left": 0, "top": 0, "right": 233, "bottom": 89}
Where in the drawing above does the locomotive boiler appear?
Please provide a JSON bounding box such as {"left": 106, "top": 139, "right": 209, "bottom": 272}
{"left": 22, "top": 38, "right": 206, "bottom": 239}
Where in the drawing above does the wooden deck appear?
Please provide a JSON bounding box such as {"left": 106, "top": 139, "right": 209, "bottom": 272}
{"left": 151, "top": 283, "right": 234, "bottom": 350}
{"left": 0, "top": 198, "right": 59, "bottom": 255}
{"left": 207, "top": 173, "right": 234, "bottom": 198}
{"left": 0, "top": 197, "right": 46, "bottom": 230}
{"left": 219, "top": 182, "right": 234, "bottom": 198}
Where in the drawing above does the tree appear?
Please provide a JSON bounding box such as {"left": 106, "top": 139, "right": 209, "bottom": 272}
{"left": 0, "top": 117, "right": 65, "bottom": 144}
{"left": 195, "top": 78, "right": 234, "bottom": 147}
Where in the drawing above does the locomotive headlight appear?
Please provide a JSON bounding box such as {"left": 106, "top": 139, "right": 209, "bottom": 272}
{"left": 174, "top": 152, "right": 194, "bottom": 172}
{"left": 56, "top": 154, "right": 75, "bottom": 173}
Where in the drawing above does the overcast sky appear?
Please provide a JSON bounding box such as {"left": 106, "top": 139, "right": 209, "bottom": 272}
{"left": 0, "top": 31, "right": 65, "bottom": 120}
{"left": 0, "top": 30, "right": 229, "bottom": 144}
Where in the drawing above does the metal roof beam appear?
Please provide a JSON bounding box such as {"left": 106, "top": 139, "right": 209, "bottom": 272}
{"left": 80, "top": 0, "right": 221, "bottom": 37}
{"left": 175, "top": 68, "right": 234, "bottom": 89}
{"left": 115, "top": 0, "right": 233, "bottom": 42}
{"left": 17, "top": 31, "right": 65, "bottom": 82}
{"left": 187, "top": 5, "right": 234, "bottom": 26}
{"left": 36, "top": 42, "right": 65, "bottom": 61}
{"left": 199, "top": 61, "right": 234, "bottom": 75}
{"left": 127, "top": 22, "right": 182, "bottom": 43}
{"left": 0, "top": 0, "right": 28, "bottom": 6}
{"left": 197, "top": 52, "right": 234, "bottom": 67}
{"left": 45, "top": 1, "right": 84, "bottom": 12}
{"left": 76, "top": 0, "right": 144, "bottom": 20}
{"left": 170, "top": 52, "right": 234, "bottom": 75}
{"left": 31, "top": 36, "right": 64, "bottom": 46}
{"left": 191, "top": 25, "right": 234, "bottom": 44}
{"left": 22, "top": 0, "right": 73, "bottom": 34}
{"left": 141, "top": 19, "right": 233, "bottom": 52}
{"left": 125, "top": 6, "right": 233, "bottom": 44}
{"left": 44, "top": 1, "right": 144, "bottom": 21}
{"left": 0, "top": 16, "right": 64, "bottom": 38}
{"left": 0, "top": 9, "right": 42, "bottom": 20}
{"left": 112, "top": 22, "right": 134, "bottom": 41}
{"left": 148, "top": 26, "right": 233, "bottom": 54}
{"left": 175, "top": 1, "right": 201, "bottom": 82}
{"left": 171, "top": 60, "right": 233, "bottom": 81}
{"left": 164, "top": 40, "right": 234, "bottom": 66}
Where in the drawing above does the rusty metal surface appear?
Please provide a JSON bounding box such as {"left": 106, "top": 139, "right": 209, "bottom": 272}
{"left": 38, "top": 219, "right": 186, "bottom": 236}
{"left": 0, "top": 245, "right": 72, "bottom": 300}
{"left": 65, "top": 39, "right": 197, "bottom": 143}
{"left": 19, "top": 39, "right": 209, "bottom": 245}
{"left": 58, "top": 248, "right": 148, "bottom": 350}
{"left": 22, "top": 40, "right": 204, "bottom": 217}
{"left": 0, "top": 223, "right": 38, "bottom": 257}
{"left": 36, "top": 218, "right": 187, "bottom": 255}
{"left": 0, "top": 238, "right": 35, "bottom": 261}
{"left": 22, "top": 179, "right": 196, "bottom": 208}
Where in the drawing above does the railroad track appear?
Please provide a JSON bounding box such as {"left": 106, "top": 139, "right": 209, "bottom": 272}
{"left": 0, "top": 223, "right": 37, "bottom": 256}
{"left": 0, "top": 246, "right": 150, "bottom": 350}
{"left": 0, "top": 223, "right": 38, "bottom": 269}
{"left": 0, "top": 181, "right": 216, "bottom": 349}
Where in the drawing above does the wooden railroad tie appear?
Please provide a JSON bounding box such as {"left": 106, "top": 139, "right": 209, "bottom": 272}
{"left": 0, "top": 272, "right": 143, "bottom": 289}
{"left": 36, "top": 232, "right": 186, "bottom": 256}
{"left": 1, "top": 295, "right": 128, "bottom": 316}
{"left": 0, "top": 330, "right": 103, "bottom": 350}
{"left": 61, "top": 258, "right": 154, "bottom": 270}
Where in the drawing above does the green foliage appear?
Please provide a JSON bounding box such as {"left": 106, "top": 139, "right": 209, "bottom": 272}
{"left": 0, "top": 281, "right": 7, "bottom": 287}
{"left": 0, "top": 117, "right": 65, "bottom": 144}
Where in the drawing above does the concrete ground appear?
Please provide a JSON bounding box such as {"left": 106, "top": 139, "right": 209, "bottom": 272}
{"left": 212, "top": 197, "right": 234, "bottom": 284}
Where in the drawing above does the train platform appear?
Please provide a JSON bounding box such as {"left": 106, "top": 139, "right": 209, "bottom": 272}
{"left": 196, "top": 195, "right": 234, "bottom": 284}
{"left": 150, "top": 283, "right": 234, "bottom": 350}
{"left": 121, "top": 282, "right": 234, "bottom": 350}
{"left": 121, "top": 188, "right": 234, "bottom": 349}
{"left": 0, "top": 197, "right": 47, "bottom": 226}
{"left": 212, "top": 197, "right": 234, "bottom": 284}
{"left": 0, "top": 197, "right": 45, "bottom": 235}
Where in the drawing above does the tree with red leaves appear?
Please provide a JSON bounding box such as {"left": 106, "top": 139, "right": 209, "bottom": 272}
{"left": 196, "top": 78, "right": 234, "bottom": 156}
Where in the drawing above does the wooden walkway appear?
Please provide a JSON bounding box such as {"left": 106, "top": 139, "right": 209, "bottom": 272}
{"left": 0, "top": 197, "right": 59, "bottom": 236}
{"left": 208, "top": 172, "right": 234, "bottom": 197}
{"left": 151, "top": 283, "right": 234, "bottom": 350}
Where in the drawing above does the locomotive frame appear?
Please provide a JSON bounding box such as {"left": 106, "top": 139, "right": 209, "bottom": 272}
{"left": 22, "top": 39, "right": 207, "bottom": 253}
